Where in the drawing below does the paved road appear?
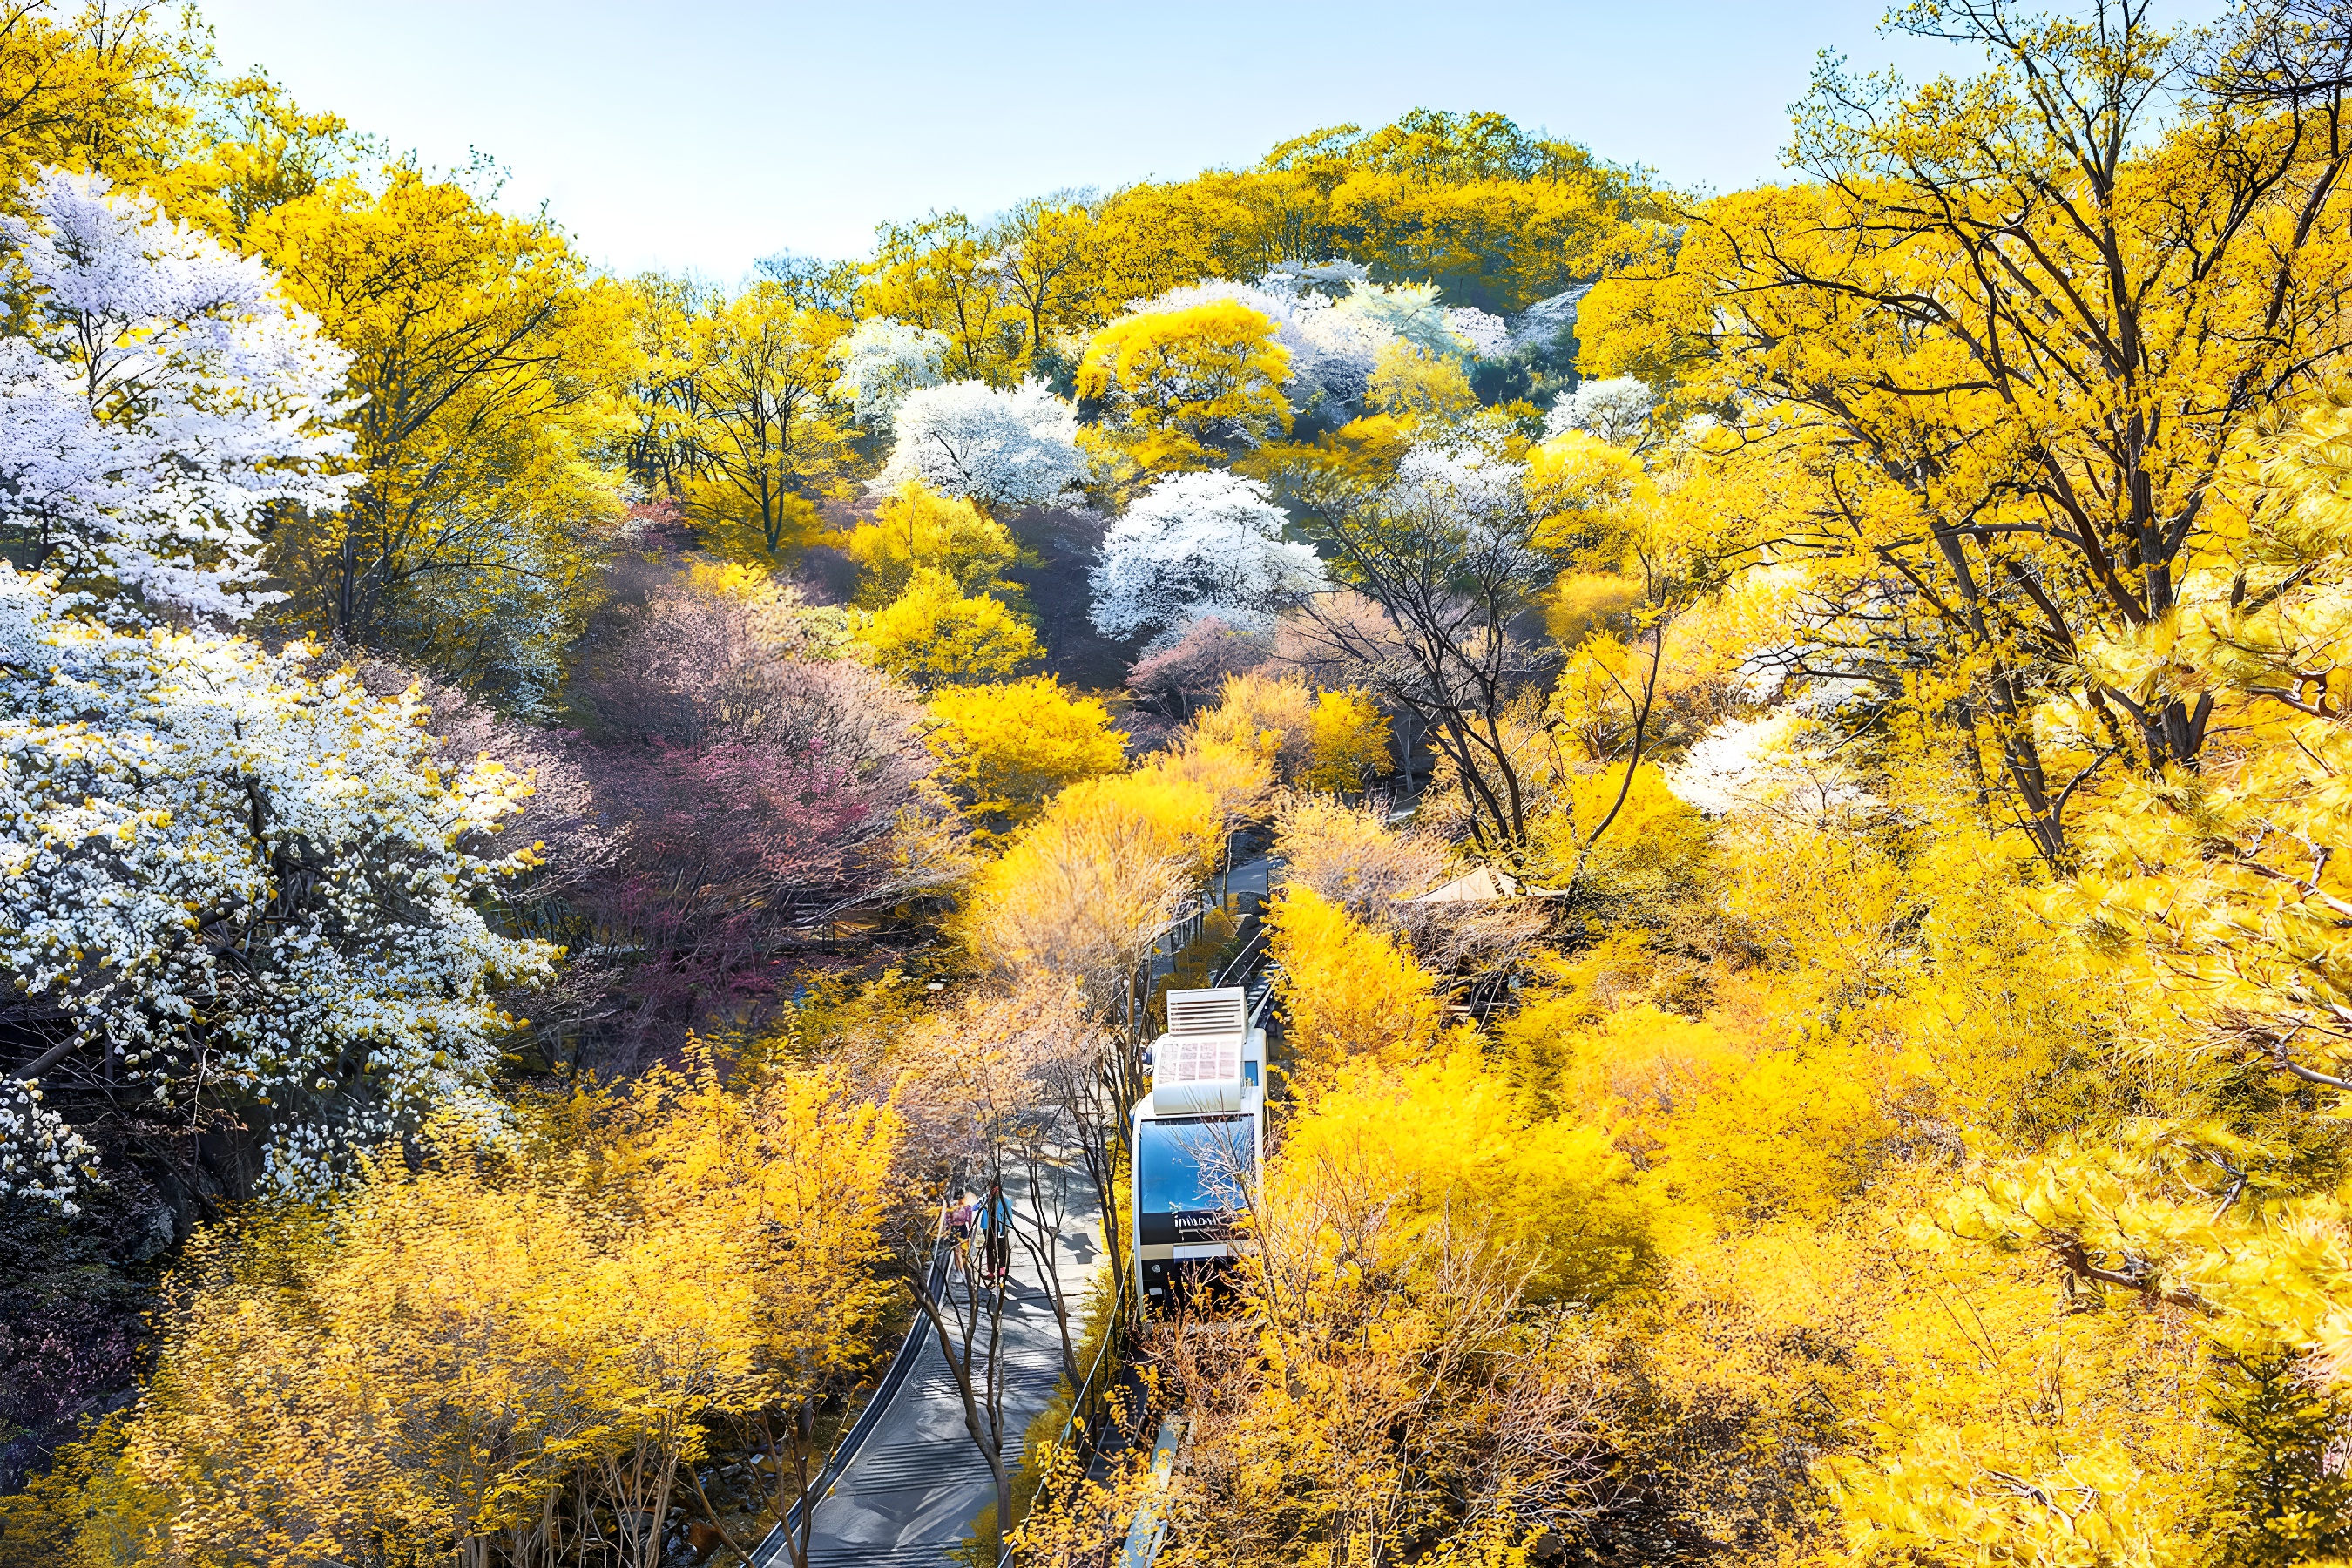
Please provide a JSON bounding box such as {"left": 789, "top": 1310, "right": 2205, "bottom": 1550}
{"left": 785, "top": 1166, "right": 1109, "bottom": 1568}
{"left": 1213, "top": 852, "right": 1273, "bottom": 909}
{"left": 766, "top": 873, "right": 1270, "bottom": 1567}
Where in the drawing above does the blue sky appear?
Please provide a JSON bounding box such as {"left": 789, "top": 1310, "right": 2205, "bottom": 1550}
{"left": 199, "top": 3, "right": 1990, "bottom": 280}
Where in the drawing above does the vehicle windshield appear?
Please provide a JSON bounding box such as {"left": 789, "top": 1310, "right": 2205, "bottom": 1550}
{"left": 1136, "top": 1114, "right": 1254, "bottom": 1245}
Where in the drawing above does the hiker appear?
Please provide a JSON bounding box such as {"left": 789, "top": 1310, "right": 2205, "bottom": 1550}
{"left": 975, "top": 1179, "right": 1013, "bottom": 1287}
{"left": 945, "top": 1191, "right": 977, "bottom": 1275}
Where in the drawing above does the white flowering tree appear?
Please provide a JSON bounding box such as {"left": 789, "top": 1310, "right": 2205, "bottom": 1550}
{"left": 871, "top": 378, "right": 1085, "bottom": 512}
{"left": 1545, "top": 375, "right": 1655, "bottom": 449}
{"left": 1443, "top": 305, "right": 1511, "bottom": 360}
{"left": 829, "top": 315, "right": 950, "bottom": 429}
{"left": 1090, "top": 470, "right": 1327, "bottom": 647}
{"left": 1332, "top": 281, "right": 1472, "bottom": 364}
{"left": 0, "top": 568, "right": 556, "bottom": 1204}
{"left": 0, "top": 169, "right": 358, "bottom": 624}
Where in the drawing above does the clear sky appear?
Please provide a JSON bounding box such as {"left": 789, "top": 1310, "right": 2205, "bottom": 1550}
{"left": 194, "top": 2, "right": 1988, "bottom": 281}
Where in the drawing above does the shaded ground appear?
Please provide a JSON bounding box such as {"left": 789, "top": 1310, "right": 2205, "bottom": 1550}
{"left": 1004, "top": 506, "right": 1139, "bottom": 693}
{"left": 774, "top": 1170, "right": 1108, "bottom": 1568}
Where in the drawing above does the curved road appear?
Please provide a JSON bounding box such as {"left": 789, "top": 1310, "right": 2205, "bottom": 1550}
{"left": 766, "top": 1171, "right": 1107, "bottom": 1567}
{"left": 764, "top": 855, "right": 1274, "bottom": 1566}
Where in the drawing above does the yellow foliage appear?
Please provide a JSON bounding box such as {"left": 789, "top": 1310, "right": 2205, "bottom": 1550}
{"left": 688, "top": 483, "right": 827, "bottom": 564}
{"left": 922, "top": 677, "right": 1125, "bottom": 834}
{"left": 1276, "top": 1047, "right": 1656, "bottom": 1302}
{"left": 1524, "top": 760, "right": 1712, "bottom": 911}
{"left": 1245, "top": 413, "right": 1416, "bottom": 497}
{"left": 1077, "top": 300, "right": 1291, "bottom": 473}
{"left": 1627, "top": 1202, "right": 2214, "bottom": 1563}
{"left": 76, "top": 1064, "right": 899, "bottom": 1568}
{"left": 1544, "top": 570, "right": 1642, "bottom": 645}
{"left": 1301, "top": 688, "right": 1393, "bottom": 794}
{"left": 1152, "top": 732, "right": 1276, "bottom": 827}
{"left": 1269, "top": 885, "right": 1443, "bottom": 1078}
{"left": 682, "top": 559, "right": 781, "bottom": 602}
{"left": 1526, "top": 428, "right": 1646, "bottom": 558}
{"left": 851, "top": 568, "right": 1041, "bottom": 688}
{"left": 1185, "top": 670, "right": 1317, "bottom": 782}
{"left": 1054, "top": 769, "right": 1227, "bottom": 877}
{"left": 841, "top": 482, "right": 1019, "bottom": 607}
{"left": 250, "top": 169, "right": 627, "bottom": 700}
{"left": 1366, "top": 341, "right": 1476, "bottom": 429}
{"left": 679, "top": 285, "right": 853, "bottom": 561}
{"left": 958, "top": 713, "right": 1273, "bottom": 1002}
{"left": 962, "top": 770, "right": 1217, "bottom": 1002}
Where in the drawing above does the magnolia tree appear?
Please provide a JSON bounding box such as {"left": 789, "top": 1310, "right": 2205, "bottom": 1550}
{"left": 828, "top": 316, "right": 950, "bottom": 429}
{"left": 0, "top": 569, "right": 556, "bottom": 1204}
{"left": 870, "top": 378, "right": 1085, "bottom": 512}
{"left": 0, "top": 169, "right": 357, "bottom": 624}
{"left": 1091, "top": 470, "right": 1327, "bottom": 648}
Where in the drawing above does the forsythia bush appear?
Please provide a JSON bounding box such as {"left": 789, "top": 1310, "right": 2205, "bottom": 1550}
{"left": 10, "top": 1057, "right": 899, "bottom": 1568}
{"left": 922, "top": 677, "right": 1126, "bottom": 834}
{"left": 852, "top": 567, "right": 1042, "bottom": 686}
{"left": 1267, "top": 886, "right": 1443, "bottom": 1077}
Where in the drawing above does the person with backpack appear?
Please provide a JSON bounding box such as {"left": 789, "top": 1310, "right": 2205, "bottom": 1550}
{"left": 973, "top": 1179, "right": 1013, "bottom": 1288}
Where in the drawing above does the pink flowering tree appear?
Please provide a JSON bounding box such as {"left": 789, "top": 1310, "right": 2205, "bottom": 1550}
{"left": 576, "top": 571, "right": 955, "bottom": 1060}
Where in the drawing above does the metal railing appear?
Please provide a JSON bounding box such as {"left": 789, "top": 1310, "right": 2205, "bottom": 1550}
{"left": 749, "top": 1235, "right": 952, "bottom": 1567}
{"left": 993, "top": 1262, "right": 1130, "bottom": 1567}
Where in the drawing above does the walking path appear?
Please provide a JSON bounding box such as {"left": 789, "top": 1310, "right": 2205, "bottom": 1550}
{"left": 779, "top": 1166, "right": 1108, "bottom": 1567}
{"left": 762, "top": 868, "right": 1274, "bottom": 1566}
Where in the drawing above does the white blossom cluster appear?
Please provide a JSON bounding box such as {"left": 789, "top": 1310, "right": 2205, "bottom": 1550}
{"left": 1111, "top": 267, "right": 1507, "bottom": 428}
{"left": 1382, "top": 442, "right": 1538, "bottom": 576}
{"left": 0, "top": 169, "right": 358, "bottom": 624}
{"left": 829, "top": 316, "right": 950, "bottom": 429}
{"left": 0, "top": 568, "right": 557, "bottom": 1200}
{"left": 1664, "top": 713, "right": 1872, "bottom": 818}
{"left": 1329, "top": 280, "right": 1473, "bottom": 363}
{"left": 1090, "top": 470, "right": 1328, "bottom": 648}
{"left": 0, "top": 1077, "right": 92, "bottom": 1211}
{"left": 871, "top": 378, "right": 1086, "bottom": 511}
{"left": 1259, "top": 256, "right": 1370, "bottom": 301}
{"left": 1544, "top": 375, "right": 1655, "bottom": 448}
{"left": 1443, "top": 305, "right": 1511, "bottom": 359}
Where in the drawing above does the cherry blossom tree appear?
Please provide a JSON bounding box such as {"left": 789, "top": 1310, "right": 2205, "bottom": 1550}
{"left": 0, "top": 169, "right": 357, "bottom": 624}
{"left": 828, "top": 316, "right": 950, "bottom": 429}
{"left": 0, "top": 568, "right": 556, "bottom": 1205}
{"left": 577, "top": 571, "right": 955, "bottom": 1059}
{"left": 1090, "top": 470, "right": 1328, "bottom": 648}
{"left": 1444, "top": 305, "right": 1511, "bottom": 359}
{"left": 1125, "top": 614, "right": 1273, "bottom": 716}
{"left": 869, "top": 378, "right": 1085, "bottom": 513}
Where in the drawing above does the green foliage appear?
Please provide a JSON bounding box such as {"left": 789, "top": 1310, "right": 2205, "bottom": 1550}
{"left": 2210, "top": 1355, "right": 2352, "bottom": 1565}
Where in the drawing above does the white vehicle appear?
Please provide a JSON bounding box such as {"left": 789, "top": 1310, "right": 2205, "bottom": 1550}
{"left": 1131, "top": 986, "right": 1266, "bottom": 1306}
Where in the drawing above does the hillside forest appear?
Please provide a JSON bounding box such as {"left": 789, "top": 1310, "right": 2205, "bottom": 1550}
{"left": 5, "top": 1, "right": 2352, "bottom": 1564}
